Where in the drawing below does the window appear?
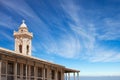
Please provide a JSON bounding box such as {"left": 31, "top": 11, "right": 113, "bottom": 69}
{"left": 58, "top": 71, "right": 61, "bottom": 80}
{"left": 38, "top": 67, "right": 42, "bottom": 77}
{"left": 7, "top": 62, "right": 14, "bottom": 75}
{"left": 7, "top": 76, "right": 14, "bottom": 80}
{"left": 21, "top": 29, "right": 23, "bottom": 32}
{"left": 45, "top": 68, "right": 47, "bottom": 78}
{"left": 27, "top": 65, "right": 29, "bottom": 76}
{"left": 51, "top": 70, "right": 55, "bottom": 79}
{"left": 1, "top": 62, "right": 6, "bottom": 74}
{"left": 19, "top": 45, "right": 22, "bottom": 53}
{"left": 17, "top": 63, "right": 20, "bottom": 75}
{"left": 23, "top": 64, "right": 26, "bottom": 76}
{"left": 31, "top": 66, "right": 34, "bottom": 76}
{"left": 1, "top": 75, "right": 6, "bottom": 80}
{"left": 26, "top": 45, "right": 29, "bottom": 54}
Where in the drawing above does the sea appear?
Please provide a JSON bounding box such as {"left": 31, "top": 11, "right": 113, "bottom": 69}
{"left": 70, "top": 76, "right": 120, "bottom": 80}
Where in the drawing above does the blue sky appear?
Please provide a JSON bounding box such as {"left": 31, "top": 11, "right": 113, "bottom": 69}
{"left": 0, "top": 0, "right": 120, "bottom": 76}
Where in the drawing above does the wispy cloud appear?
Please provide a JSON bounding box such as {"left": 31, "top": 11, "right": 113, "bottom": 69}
{"left": 0, "top": 13, "right": 15, "bottom": 29}
{"left": 1, "top": 0, "right": 120, "bottom": 62}
{"left": 0, "top": 31, "right": 13, "bottom": 41}
{"left": 98, "top": 18, "right": 120, "bottom": 40}
{"left": 0, "top": 0, "right": 36, "bottom": 18}
{"left": 58, "top": 0, "right": 120, "bottom": 62}
{"left": 47, "top": 34, "right": 81, "bottom": 58}
{"left": 0, "top": 0, "right": 49, "bottom": 31}
{"left": 88, "top": 48, "right": 120, "bottom": 62}
{"left": 60, "top": 0, "right": 96, "bottom": 57}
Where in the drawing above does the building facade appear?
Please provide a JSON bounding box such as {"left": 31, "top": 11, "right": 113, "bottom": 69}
{"left": 0, "top": 21, "right": 80, "bottom": 80}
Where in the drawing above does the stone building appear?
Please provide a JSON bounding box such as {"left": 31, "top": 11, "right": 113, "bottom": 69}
{"left": 0, "top": 21, "right": 80, "bottom": 80}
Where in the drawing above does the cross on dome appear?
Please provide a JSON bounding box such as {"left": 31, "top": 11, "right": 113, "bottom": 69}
{"left": 22, "top": 20, "right": 25, "bottom": 23}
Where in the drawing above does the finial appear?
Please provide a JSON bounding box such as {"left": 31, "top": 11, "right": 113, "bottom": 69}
{"left": 22, "top": 20, "right": 25, "bottom": 23}
{"left": 20, "top": 20, "right": 27, "bottom": 28}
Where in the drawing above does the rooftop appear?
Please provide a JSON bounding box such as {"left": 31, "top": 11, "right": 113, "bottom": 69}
{"left": 0, "top": 47, "right": 80, "bottom": 73}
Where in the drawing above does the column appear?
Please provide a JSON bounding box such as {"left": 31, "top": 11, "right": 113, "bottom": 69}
{"left": 65, "top": 73, "right": 67, "bottom": 80}
{"left": 0, "top": 60, "right": 2, "bottom": 80}
{"left": 14, "top": 62, "right": 17, "bottom": 80}
{"left": 73, "top": 73, "right": 76, "bottom": 80}
{"left": 28, "top": 65, "right": 30, "bottom": 80}
{"left": 55, "top": 69, "right": 58, "bottom": 80}
{"left": 48, "top": 67, "right": 51, "bottom": 80}
{"left": 43, "top": 67, "right": 45, "bottom": 80}
{"left": 26, "top": 64, "right": 27, "bottom": 80}
{"left": 68, "top": 73, "right": 70, "bottom": 80}
{"left": 61, "top": 70, "right": 64, "bottom": 80}
{"left": 34, "top": 66, "right": 36, "bottom": 80}
{"left": 22, "top": 39, "right": 26, "bottom": 55}
{"left": 77, "top": 72, "right": 79, "bottom": 80}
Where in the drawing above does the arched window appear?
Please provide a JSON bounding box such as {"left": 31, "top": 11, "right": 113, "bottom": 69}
{"left": 21, "top": 29, "right": 23, "bottom": 32}
{"left": 19, "top": 45, "right": 22, "bottom": 53}
{"left": 27, "top": 45, "right": 29, "bottom": 55}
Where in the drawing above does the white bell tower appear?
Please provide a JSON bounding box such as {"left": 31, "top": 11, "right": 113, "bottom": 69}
{"left": 14, "top": 20, "right": 33, "bottom": 56}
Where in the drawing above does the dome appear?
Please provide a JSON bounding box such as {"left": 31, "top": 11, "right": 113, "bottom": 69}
{"left": 20, "top": 20, "right": 27, "bottom": 28}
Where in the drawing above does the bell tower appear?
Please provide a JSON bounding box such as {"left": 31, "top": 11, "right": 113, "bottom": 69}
{"left": 14, "top": 20, "right": 33, "bottom": 56}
